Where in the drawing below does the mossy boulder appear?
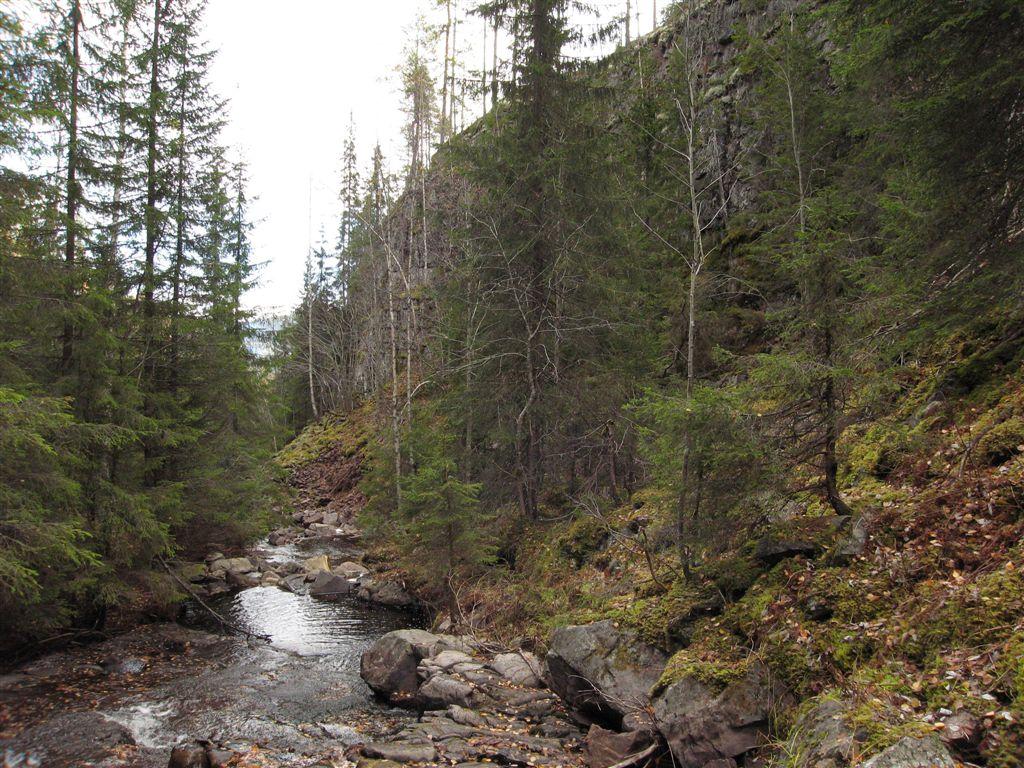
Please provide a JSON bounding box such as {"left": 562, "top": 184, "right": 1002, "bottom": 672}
{"left": 976, "top": 417, "right": 1024, "bottom": 465}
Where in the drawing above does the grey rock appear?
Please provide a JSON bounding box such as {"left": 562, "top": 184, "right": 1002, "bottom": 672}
{"left": 754, "top": 535, "right": 822, "bottom": 565}
{"left": 362, "top": 741, "right": 437, "bottom": 763}
{"left": 861, "top": 735, "right": 956, "bottom": 768}
{"left": 546, "top": 620, "right": 667, "bottom": 729}
{"left": 309, "top": 570, "right": 354, "bottom": 601}
{"left": 653, "top": 661, "right": 787, "bottom": 768}
{"left": 782, "top": 698, "right": 856, "bottom": 767}
{"left": 280, "top": 573, "right": 310, "bottom": 595}
{"left": 309, "top": 522, "right": 340, "bottom": 537}
{"left": 358, "top": 578, "right": 415, "bottom": 607}
{"left": 216, "top": 557, "right": 254, "bottom": 574}
{"left": 831, "top": 515, "right": 869, "bottom": 565}
{"left": 419, "top": 673, "right": 475, "bottom": 708}
{"left": 360, "top": 629, "right": 449, "bottom": 705}
{"left": 100, "top": 656, "right": 147, "bottom": 675}
{"left": 0, "top": 712, "right": 135, "bottom": 766}
{"left": 447, "top": 705, "right": 486, "bottom": 727}
{"left": 489, "top": 651, "right": 544, "bottom": 687}
{"left": 585, "top": 725, "right": 657, "bottom": 768}
{"left": 226, "top": 569, "right": 260, "bottom": 589}
{"left": 334, "top": 560, "right": 369, "bottom": 579}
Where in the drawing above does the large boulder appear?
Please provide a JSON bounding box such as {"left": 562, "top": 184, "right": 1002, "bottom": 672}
{"left": 309, "top": 570, "right": 354, "bottom": 601}
{"left": 360, "top": 629, "right": 458, "bottom": 705}
{"left": 226, "top": 569, "right": 260, "bottom": 589}
{"left": 358, "top": 578, "right": 415, "bottom": 608}
{"left": 652, "top": 661, "right": 786, "bottom": 768}
{"left": 335, "top": 560, "right": 370, "bottom": 579}
{"left": 217, "top": 557, "right": 254, "bottom": 574}
{"left": 546, "top": 620, "right": 667, "bottom": 729}
{"left": 861, "top": 735, "right": 956, "bottom": 768}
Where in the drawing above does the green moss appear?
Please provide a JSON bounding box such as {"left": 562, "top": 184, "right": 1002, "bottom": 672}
{"left": 997, "top": 631, "right": 1024, "bottom": 702}
{"left": 906, "top": 563, "right": 1024, "bottom": 663}
{"left": 806, "top": 567, "right": 896, "bottom": 624}
{"left": 845, "top": 698, "right": 932, "bottom": 757}
{"left": 556, "top": 512, "right": 610, "bottom": 566}
{"left": 276, "top": 407, "right": 369, "bottom": 469}
{"left": 846, "top": 422, "right": 915, "bottom": 481}
{"left": 654, "top": 624, "right": 751, "bottom": 695}
{"left": 756, "top": 625, "right": 827, "bottom": 697}
{"left": 982, "top": 704, "right": 1024, "bottom": 768}
{"left": 977, "top": 418, "right": 1024, "bottom": 465}
{"left": 702, "top": 552, "right": 765, "bottom": 601}
{"left": 722, "top": 563, "right": 790, "bottom": 637}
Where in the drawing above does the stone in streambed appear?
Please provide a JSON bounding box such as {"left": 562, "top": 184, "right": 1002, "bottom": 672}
{"left": 1, "top": 712, "right": 134, "bottom": 765}
{"left": 309, "top": 570, "right": 354, "bottom": 601}
{"left": 169, "top": 742, "right": 209, "bottom": 767}
{"left": 357, "top": 578, "right": 415, "bottom": 607}
{"left": 334, "top": 560, "right": 369, "bottom": 579}
{"left": 362, "top": 741, "right": 437, "bottom": 763}
{"left": 280, "top": 572, "right": 310, "bottom": 595}
{"left": 360, "top": 629, "right": 443, "bottom": 703}
{"left": 226, "top": 569, "right": 260, "bottom": 589}
{"left": 303, "top": 554, "right": 330, "bottom": 573}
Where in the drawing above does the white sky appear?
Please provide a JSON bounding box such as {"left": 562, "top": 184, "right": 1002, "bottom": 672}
{"left": 201, "top": 1, "right": 661, "bottom": 314}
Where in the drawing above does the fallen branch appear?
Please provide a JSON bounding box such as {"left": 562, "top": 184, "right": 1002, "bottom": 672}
{"left": 159, "top": 556, "right": 272, "bottom": 644}
{"left": 605, "top": 743, "right": 662, "bottom": 768}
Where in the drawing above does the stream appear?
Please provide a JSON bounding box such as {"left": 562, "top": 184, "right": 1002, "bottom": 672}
{"left": 0, "top": 536, "right": 420, "bottom": 767}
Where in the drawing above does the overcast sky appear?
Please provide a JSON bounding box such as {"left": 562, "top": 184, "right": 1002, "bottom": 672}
{"left": 201, "top": 1, "right": 659, "bottom": 314}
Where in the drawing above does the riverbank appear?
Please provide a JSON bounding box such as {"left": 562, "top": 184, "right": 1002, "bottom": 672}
{"left": 0, "top": 419, "right": 423, "bottom": 768}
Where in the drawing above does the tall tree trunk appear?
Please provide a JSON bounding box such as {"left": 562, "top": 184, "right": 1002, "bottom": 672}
{"left": 62, "top": 0, "right": 82, "bottom": 372}
{"left": 384, "top": 243, "right": 402, "bottom": 503}
{"left": 441, "top": 0, "right": 451, "bottom": 140}
{"left": 307, "top": 289, "right": 319, "bottom": 420}
{"left": 625, "top": 0, "right": 631, "bottom": 43}
{"left": 143, "top": 0, "right": 161, "bottom": 372}
{"left": 170, "top": 89, "right": 186, "bottom": 396}
{"left": 141, "top": 0, "right": 162, "bottom": 486}
{"left": 491, "top": 15, "right": 499, "bottom": 110}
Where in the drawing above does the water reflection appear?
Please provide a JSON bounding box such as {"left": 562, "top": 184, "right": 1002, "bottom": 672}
{"left": 216, "top": 586, "right": 415, "bottom": 657}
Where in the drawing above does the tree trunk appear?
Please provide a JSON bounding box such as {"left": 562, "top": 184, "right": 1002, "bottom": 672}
{"left": 62, "top": 0, "right": 82, "bottom": 372}
{"left": 441, "top": 0, "right": 451, "bottom": 140}
{"left": 170, "top": 88, "right": 186, "bottom": 396}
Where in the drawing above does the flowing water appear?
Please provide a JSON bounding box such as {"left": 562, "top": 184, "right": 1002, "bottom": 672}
{"left": 0, "top": 538, "right": 419, "bottom": 767}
